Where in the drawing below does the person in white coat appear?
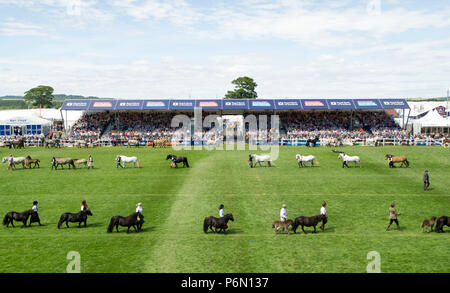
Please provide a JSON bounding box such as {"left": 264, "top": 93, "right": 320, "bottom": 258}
{"left": 280, "top": 204, "right": 287, "bottom": 222}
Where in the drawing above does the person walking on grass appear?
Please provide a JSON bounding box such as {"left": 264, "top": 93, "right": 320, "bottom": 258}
{"left": 136, "top": 203, "right": 144, "bottom": 226}
{"left": 116, "top": 155, "right": 123, "bottom": 168}
{"left": 423, "top": 170, "right": 430, "bottom": 191}
{"left": 320, "top": 201, "right": 327, "bottom": 231}
{"left": 81, "top": 200, "right": 88, "bottom": 211}
{"left": 280, "top": 204, "right": 287, "bottom": 223}
{"left": 219, "top": 204, "right": 225, "bottom": 218}
{"left": 8, "top": 154, "right": 14, "bottom": 171}
{"left": 386, "top": 202, "right": 401, "bottom": 231}
{"left": 88, "top": 155, "right": 94, "bottom": 169}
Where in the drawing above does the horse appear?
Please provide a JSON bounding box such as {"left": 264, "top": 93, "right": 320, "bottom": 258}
{"left": 441, "top": 138, "right": 450, "bottom": 148}
{"left": 292, "top": 214, "right": 327, "bottom": 234}
{"left": 44, "top": 139, "right": 60, "bottom": 148}
{"left": 203, "top": 214, "right": 234, "bottom": 233}
{"left": 272, "top": 219, "right": 294, "bottom": 235}
{"left": 296, "top": 154, "right": 319, "bottom": 168}
{"left": 58, "top": 209, "right": 93, "bottom": 228}
{"left": 385, "top": 154, "right": 409, "bottom": 168}
{"left": 153, "top": 139, "right": 167, "bottom": 147}
{"left": 25, "top": 156, "right": 40, "bottom": 168}
{"left": 166, "top": 154, "right": 189, "bottom": 168}
{"left": 116, "top": 155, "right": 140, "bottom": 168}
{"left": 435, "top": 216, "right": 449, "bottom": 233}
{"left": 3, "top": 210, "right": 33, "bottom": 227}
{"left": 53, "top": 157, "right": 76, "bottom": 169}
{"left": 338, "top": 153, "right": 361, "bottom": 168}
{"left": 306, "top": 137, "right": 319, "bottom": 147}
{"left": 127, "top": 139, "right": 140, "bottom": 147}
{"left": 107, "top": 212, "right": 142, "bottom": 233}
{"left": 2, "top": 156, "right": 27, "bottom": 169}
{"left": 249, "top": 154, "right": 272, "bottom": 167}
{"left": 74, "top": 159, "right": 88, "bottom": 168}
{"left": 421, "top": 216, "right": 436, "bottom": 233}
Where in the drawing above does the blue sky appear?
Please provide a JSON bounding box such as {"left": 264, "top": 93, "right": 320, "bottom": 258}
{"left": 0, "top": 0, "right": 449, "bottom": 99}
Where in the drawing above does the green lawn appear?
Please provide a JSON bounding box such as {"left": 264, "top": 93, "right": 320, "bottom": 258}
{"left": 0, "top": 146, "right": 448, "bottom": 273}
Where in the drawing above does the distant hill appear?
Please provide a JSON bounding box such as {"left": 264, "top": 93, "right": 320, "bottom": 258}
{"left": 406, "top": 97, "right": 449, "bottom": 102}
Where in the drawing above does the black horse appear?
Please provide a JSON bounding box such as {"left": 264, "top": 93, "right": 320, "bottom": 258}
{"left": 3, "top": 210, "right": 33, "bottom": 227}
{"left": 292, "top": 214, "right": 327, "bottom": 234}
{"left": 8, "top": 139, "right": 25, "bottom": 149}
{"left": 166, "top": 154, "right": 190, "bottom": 168}
{"left": 306, "top": 137, "right": 319, "bottom": 147}
{"left": 107, "top": 212, "right": 143, "bottom": 233}
{"left": 435, "top": 216, "right": 449, "bottom": 233}
{"left": 203, "top": 213, "right": 234, "bottom": 233}
{"left": 58, "top": 209, "right": 93, "bottom": 229}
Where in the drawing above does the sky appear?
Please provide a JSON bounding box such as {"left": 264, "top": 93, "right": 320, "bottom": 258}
{"left": 0, "top": 0, "right": 449, "bottom": 99}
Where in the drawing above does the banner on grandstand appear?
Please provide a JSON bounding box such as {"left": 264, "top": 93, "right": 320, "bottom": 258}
{"left": 301, "top": 99, "right": 328, "bottom": 109}
{"left": 379, "top": 99, "right": 410, "bottom": 109}
{"left": 353, "top": 99, "right": 382, "bottom": 109}
{"left": 169, "top": 100, "right": 195, "bottom": 110}
{"left": 142, "top": 100, "right": 169, "bottom": 110}
{"left": 61, "top": 100, "right": 91, "bottom": 110}
{"left": 327, "top": 99, "right": 355, "bottom": 109}
{"left": 195, "top": 100, "right": 222, "bottom": 110}
{"left": 249, "top": 99, "right": 275, "bottom": 110}
{"left": 274, "top": 99, "right": 302, "bottom": 110}
{"left": 115, "top": 100, "right": 144, "bottom": 110}
{"left": 88, "top": 100, "right": 117, "bottom": 110}
{"left": 222, "top": 100, "right": 249, "bottom": 110}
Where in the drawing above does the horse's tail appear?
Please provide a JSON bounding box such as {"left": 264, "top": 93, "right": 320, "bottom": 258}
{"left": 405, "top": 159, "right": 409, "bottom": 167}
{"left": 136, "top": 160, "right": 141, "bottom": 168}
{"left": 107, "top": 216, "right": 116, "bottom": 233}
{"left": 2, "top": 213, "right": 10, "bottom": 226}
{"left": 203, "top": 218, "right": 209, "bottom": 233}
{"left": 185, "top": 158, "right": 190, "bottom": 168}
{"left": 315, "top": 159, "right": 320, "bottom": 166}
{"left": 292, "top": 219, "right": 298, "bottom": 233}
{"left": 57, "top": 214, "right": 65, "bottom": 229}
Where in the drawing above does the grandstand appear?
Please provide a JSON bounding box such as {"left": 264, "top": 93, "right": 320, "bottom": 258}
{"left": 55, "top": 98, "right": 419, "bottom": 147}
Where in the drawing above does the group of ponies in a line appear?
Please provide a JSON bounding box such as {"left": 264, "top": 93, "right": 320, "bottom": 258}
{"left": 3, "top": 207, "right": 145, "bottom": 233}
{"left": 248, "top": 151, "right": 410, "bottom": 169}
{"left": 272, "top": 214, "right": 327, "bottom": 235}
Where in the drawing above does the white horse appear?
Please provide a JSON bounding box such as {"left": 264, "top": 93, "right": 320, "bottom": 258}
{"left": 295, "top": 154, "right": 319, "bottom": 168}
{"left": 250, "top": 154, "right": 272, "bottom": 167}
{"left": 116, "top": 155, "right": 140, "bottom": 168}
{"left": 338, "top": 153, "right": 361, "bottom": 168}
{"left": 2, "top": 156, "right": 27, "bottom": 168}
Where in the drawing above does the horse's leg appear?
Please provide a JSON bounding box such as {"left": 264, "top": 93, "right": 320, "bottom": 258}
{"left": 313, "top": 225, "right": 317, "bottom": 233}
{"left": 302, "top": 225, "right": 306, "bottom": 234}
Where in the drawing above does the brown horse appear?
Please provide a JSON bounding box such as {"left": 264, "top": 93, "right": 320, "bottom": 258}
{"left": 421, "top": 216, "right": 436, "bottom": 233}
{"left": 53, "top": 157, "right": 76, "bottom": 169}
{"left": 154, "top": 139, "right": 167, "bottom": 147}
{"left": 385, "top": 154, "right": 409, "bottom": 168}
{"left": 272, "top": 219, "right": 294, "bottom": 235}
{"left": 74, "top": 159, "right": 87, "bottom": 168}
{"left": 26, "top": 156, "right": 40, "bottom": 168}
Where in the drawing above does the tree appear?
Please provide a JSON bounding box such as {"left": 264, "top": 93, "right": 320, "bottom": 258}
{"left": 224, "top": 76, "right": 258, "bottom": 99}
{"left": 24, "top": 85, "right": 55, "bottom": 108}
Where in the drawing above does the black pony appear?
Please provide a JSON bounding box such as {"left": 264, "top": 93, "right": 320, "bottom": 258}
{"left": 203, "top": 213, "right": 234, "bottom": 233}
{"left": 292, "top": 214, "right": 327, "bottom": 234}
{"left": 166, "top": 154, "right": 190, "bottom": 168}
{"left": 435, "top": 216, "right": 449, "bottom": 233}
{"left": 306, "top": 137, "right": 319, "bottom": 147}
{"left": 3, "top": 210, "right": 34, "bottom": 227}
{"left": 58, "top": 209, "right": 93, "bottom": 229}
{"left": 107, "top": 212, "right": 143, "bottom": 233}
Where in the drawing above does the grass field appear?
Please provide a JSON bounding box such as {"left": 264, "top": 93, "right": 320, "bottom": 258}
{"left": 0, "top": 145, "right": 449, "bottom": 273}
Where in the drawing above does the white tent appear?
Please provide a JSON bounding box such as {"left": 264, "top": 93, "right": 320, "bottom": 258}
{"left": 0, "top": 116, "right": 52, "bottom": 126}
{"left": 413, "top": 109, "right": 450, "bottom": 134}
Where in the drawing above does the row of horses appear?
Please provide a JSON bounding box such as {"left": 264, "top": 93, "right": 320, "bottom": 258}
{"left": 272, "top": 214, "right": 327, "bottom": 235}
{"left": 3, "top": 209, "right": 144, "bottom": 233}
{"left": 249, "top": 152, "right": 408, "bottom": 169}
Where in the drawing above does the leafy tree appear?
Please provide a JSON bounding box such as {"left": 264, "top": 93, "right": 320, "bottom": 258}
{"left": 224, "top": 76, "right": 258, "bottom": 99}
{"left": 24, "top": 85, "right": 55, "bottom": 108}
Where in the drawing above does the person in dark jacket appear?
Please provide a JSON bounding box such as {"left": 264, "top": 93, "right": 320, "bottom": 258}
{"left": 423, "top": 170, "right": 430, "bottom": 191}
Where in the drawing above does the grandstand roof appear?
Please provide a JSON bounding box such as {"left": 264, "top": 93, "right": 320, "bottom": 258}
{"left": 61, "top": 98, "right": 410, "bottom": 111}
